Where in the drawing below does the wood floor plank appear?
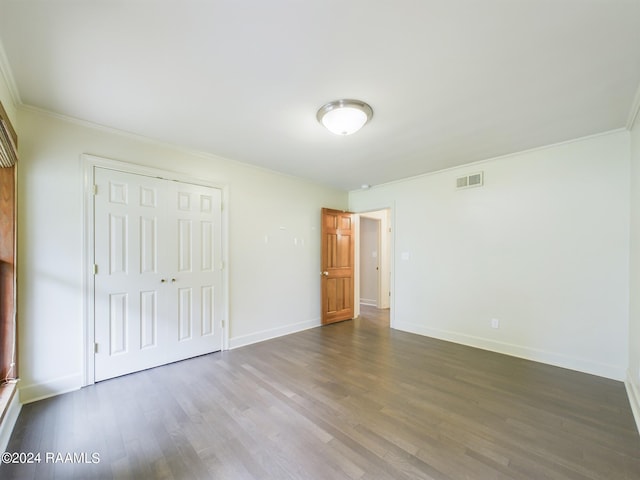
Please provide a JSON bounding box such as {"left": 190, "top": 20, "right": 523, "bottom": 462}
{"left": 1, "top": 306, "right": 639, "bottom": 479}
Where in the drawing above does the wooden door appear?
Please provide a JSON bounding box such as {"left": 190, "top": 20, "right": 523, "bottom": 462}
{"left": 93, "top": 168, "right": 223, "bottom": 381}
{"left": 321, "top": 208, "right": 355, "bottom": 325}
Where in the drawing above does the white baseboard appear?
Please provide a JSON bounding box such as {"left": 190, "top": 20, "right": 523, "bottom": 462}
{"left": 18, "top": 373, "right": 83, "bottom": 404}
{"left": 229, "top": 318, "right": 321, "bottom": 350}
{"left": 360, "top": 299, "right": 377, "bottom": 307}
{"left": 394, "top": 321, "right": 625, "bottom": 381}
{"left": 0, "top": 388, "right": 21, "bottom": 452}
{"left": 625, "top": 374, "right": 640, "bottom": 435}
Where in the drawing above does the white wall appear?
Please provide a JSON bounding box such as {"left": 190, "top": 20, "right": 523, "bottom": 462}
{"left": 350, "top": 130, "right": 630, "bottom": 380}
{"left": 628, "top": 105, "right": 640, "bottom": 424}
{"left": 16, "top": 107, "right": 347, "bottom": 402}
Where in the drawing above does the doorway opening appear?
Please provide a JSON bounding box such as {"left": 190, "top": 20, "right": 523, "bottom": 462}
{"left": 355, "top": 209, "right": 392, "bottom": 328}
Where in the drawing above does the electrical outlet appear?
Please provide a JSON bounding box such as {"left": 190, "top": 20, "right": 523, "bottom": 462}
{"left": 491, "top": 318, "right": 500, "bottom": 329}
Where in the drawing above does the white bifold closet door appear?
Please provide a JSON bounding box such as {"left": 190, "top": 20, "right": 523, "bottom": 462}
{"left": 94, "top": 167, "right": 223, "bottom": 381}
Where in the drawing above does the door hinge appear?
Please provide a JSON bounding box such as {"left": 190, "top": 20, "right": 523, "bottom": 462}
{"left": 221, "top": 320, "right": 225, "bottom": 328}
{"left": 93, "top": 264, "right": 98, "bottom": 275}
{"left": 94, "top": 342, "right": 99, "bottom": 353}
{"left": 92, "top": 184, "right": 98, "bottom": 195}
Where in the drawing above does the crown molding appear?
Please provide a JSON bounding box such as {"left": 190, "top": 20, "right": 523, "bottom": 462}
{"left": 351, "top": 128, "right": 628, "bottom": 193}
{"left": 0, "top": 39, "right": 21, "bottom": 108}
{"left": 19, "top": 104, "right": 343, "bottom": 191}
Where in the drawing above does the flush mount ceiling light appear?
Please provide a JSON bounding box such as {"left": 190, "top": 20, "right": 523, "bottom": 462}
{"left": 316, "top": 99, "right": 373, "bottom": 135}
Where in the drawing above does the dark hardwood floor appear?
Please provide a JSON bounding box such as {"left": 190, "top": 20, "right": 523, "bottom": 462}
{"left": 2, "top": 305, "right": 639, "bottom": 479}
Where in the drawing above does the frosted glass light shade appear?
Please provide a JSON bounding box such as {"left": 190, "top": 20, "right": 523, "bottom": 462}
{"left": 317, "top": 99, "right": 373, "bottom": 135}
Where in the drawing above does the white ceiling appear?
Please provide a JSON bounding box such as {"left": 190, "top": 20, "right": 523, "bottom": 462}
{"left": 1, "top": 0, "right": 640, "bottom": 191}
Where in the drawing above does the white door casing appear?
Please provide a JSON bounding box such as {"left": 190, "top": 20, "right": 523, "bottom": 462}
{"left": 93, "top": 167, "right": 223, "bottom": 381}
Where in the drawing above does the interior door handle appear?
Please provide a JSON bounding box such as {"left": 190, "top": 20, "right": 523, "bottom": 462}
{"left": 321, "top": 271, "right": 329, "bottom": 276}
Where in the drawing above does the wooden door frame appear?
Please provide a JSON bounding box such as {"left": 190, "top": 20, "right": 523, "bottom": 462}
{"left": 81, "top": 154, "right": 230, "bottom": 386}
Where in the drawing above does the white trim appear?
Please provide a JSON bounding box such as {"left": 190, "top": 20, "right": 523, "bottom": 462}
{"left": 81, "top": 154, "right": 230, "bottom": 386}
{"left": 81, "top": 159, "right": 96, "bottom": 386}
{"left": 357, "top": 209, "right": 391, "bottom": 310}
{"left": 21, "top": 104, "right": 334, "bottom": 191}
{"left": 0, "top": 388, "right": 21, "bottom": 452}
{"left": 0, "top": 38, "right": 21, "bottom": 107}
{"left": 353, "top": 214, "right": 360, "bottom": 318}
{"left": 351, "top": 129, "right": 628, "bottom": 193}
{"left": 82, "top": 153, "right": 230, "bottom": 189}
{"left": 228, "top": 318, "right": 321, "bottom": 350}
{"left": 360, "top": 300, "right": 377, "bottom": 307}
{"left": 394, "top": 320, "right": 626, "bottom": 381}
{"left": 625, "top": 374, "right": 640, "bottom": 435}
{"left": 350, "top": 203, "right": 396, "bottom": 328}
{"left": 18, "top": 373, "right": 82, "bottom": 404}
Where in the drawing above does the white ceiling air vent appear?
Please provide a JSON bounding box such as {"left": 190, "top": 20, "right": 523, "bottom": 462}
{"left": 456, "top": 171, "right": 483, "bottom": 189}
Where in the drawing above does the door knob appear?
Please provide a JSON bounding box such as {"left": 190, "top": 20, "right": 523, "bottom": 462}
{"left": 171, "top": 278, "right": 177, "bottom": 283}
{"left": 161, "top": 278, "right": 167, "bottom": 283}
{"left": 321, "top": 271, "right": 329, "bottom": 276}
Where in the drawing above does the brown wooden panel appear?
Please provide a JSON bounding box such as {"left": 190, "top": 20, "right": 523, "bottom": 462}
{"left": 0, "top": 102, "right": 17, "bottom": 383}
{"left": 0, "top": 166, "right": 15, "bottom": 380}
{"left": 324, "top": 212, "right": 338, "bottom": 230}
{"left": 323, "top": 276, "right": 353, "bottom": 323}
{"left": 321, "top": 208, "right": 354, "bottom": 325}
{"left": 326, "top": 278, "right": 336, "bottom": 312}
{"left": 327, "top": 234, "right": 337, "bottom": 268}
{"left": 335, "top": 278, "right": 344, "bottom": 310}
{"left": 0, "top": 168, "right": 14, "bottom": 259}
{"left": 336, "top": 234, "right": 351, "bottom": 267}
